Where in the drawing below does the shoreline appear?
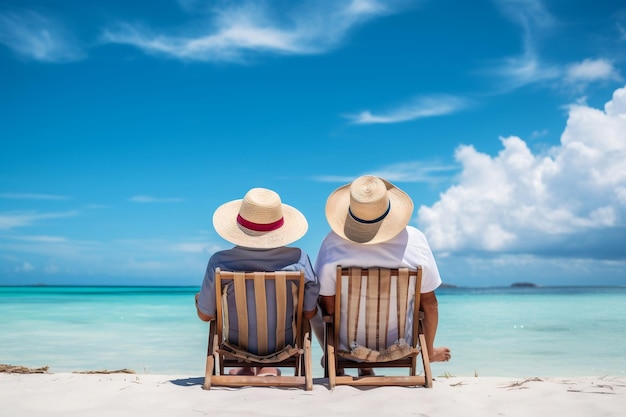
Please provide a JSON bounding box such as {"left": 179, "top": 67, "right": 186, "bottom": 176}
{"left": 1, "top": 373, "right": 625, "bottom": 417}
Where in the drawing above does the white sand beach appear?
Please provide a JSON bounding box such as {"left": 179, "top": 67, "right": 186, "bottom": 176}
{"left": 1, "top": 372, "right": 624, "bottom": 417}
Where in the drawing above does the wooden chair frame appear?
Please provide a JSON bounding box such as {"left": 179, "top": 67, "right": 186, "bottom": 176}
{"left": 203, "top": 268, "right": 313, "bottom": 390}
{"left": 323, "top": 266, "right": 432, "bottom": 388}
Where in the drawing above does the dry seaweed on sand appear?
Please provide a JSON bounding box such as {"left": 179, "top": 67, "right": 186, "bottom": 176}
{"left": 501, "top": 377, "right": 544, "bottom": 389}
{"left": 0, "top": 364, "right": 50, "bottom": 374}
{"left": 73, "top": 368, "right": 136, "bottom": 374}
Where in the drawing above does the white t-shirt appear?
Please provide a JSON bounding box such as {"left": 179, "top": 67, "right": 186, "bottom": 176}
{"left": 315, "top": 226, "right": 442, "bottom": 296}
{"left": 314, "top": 226, "right": 442, "bottom": 350}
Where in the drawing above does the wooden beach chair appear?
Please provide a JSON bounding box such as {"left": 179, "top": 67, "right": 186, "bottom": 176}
{"left": 203, "top": 268, "right": 313, "bottom": 390}
{"left": 323, "top": 266, "right": 432, "bottom": 388}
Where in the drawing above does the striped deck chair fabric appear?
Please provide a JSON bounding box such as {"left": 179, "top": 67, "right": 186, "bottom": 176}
{"left": 203, "top": 268, "right": 313, "bottom": 390}
{"left": 325, "top": 266, "right": 432, "bottom": 388}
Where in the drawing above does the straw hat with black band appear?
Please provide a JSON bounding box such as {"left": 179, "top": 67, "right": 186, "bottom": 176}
{"left": 213, "top": 188, "right": 308, "bottom": 249}
{"left": 325, "top": 175, "right": 414, "bottom": 244}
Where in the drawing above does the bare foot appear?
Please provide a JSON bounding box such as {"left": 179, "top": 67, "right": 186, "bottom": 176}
{"left": 228, "top": 367, "right": 255, "bottom": 376}
{"left": 429, "top": 347, "right": 451, "bottom": 362}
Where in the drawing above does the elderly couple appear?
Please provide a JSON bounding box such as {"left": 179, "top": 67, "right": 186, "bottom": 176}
{"left": 195, "top": 175, "right": 451, "bottom": 377}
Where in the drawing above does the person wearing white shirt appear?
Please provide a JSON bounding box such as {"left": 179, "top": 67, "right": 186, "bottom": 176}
{"left": 313, "top": 176, "right": 451, "bottom": 369}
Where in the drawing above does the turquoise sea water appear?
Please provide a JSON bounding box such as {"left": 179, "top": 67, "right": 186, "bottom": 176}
{"left": 1, "top": 286, "right": 625, "bottom": 378}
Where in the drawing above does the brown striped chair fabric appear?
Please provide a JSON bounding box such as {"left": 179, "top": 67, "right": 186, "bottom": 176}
{"left": 324, "top": 266, "right": 432, "bottom": 388}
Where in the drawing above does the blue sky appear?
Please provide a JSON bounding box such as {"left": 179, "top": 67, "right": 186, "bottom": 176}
{"left": 1, "top": 0, "right": 625, "bottom": 287}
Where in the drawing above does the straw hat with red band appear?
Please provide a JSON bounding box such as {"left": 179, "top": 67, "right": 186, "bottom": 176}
{"left": 212, "top": 187, "right": 308, "bottom": 249}
{"left": 325, "top": 175, "right": 414, "bottom": 244}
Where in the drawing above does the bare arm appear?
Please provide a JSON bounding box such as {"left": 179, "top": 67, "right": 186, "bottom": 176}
{"left": 195, "top": 292, "right": 214, "bottom": 322}
{"left": 420, "top": 290, "right": 451, "bottom": 362}
{"left": 419, "top": 291, "right": 439, "bottom": 356}
{"left": 303, "top": 270, "right": 320, "bottom": 320}
{"left": 319, "top": 295, "right": 335, "bottom": 316}
{"left": 303, "top": 306, "right": 318, "bottom": 320}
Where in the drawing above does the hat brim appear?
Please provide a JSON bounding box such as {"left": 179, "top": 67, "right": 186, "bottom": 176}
{"left": 213, "top": 200, "right": 308, "bottom": 249}
{"left": 325, "top": 178, "right": 413, "bottom": 244}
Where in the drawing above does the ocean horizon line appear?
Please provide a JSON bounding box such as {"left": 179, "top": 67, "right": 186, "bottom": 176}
{"left": 1, "top": 283, "right": 625, "bottom": 289}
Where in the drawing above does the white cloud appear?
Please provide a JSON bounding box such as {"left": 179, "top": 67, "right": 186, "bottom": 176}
{"left": 0, "top": 236, "right": 98, "bottom": 260}
{"left": 346, "top": 0, "right": 388, "bottom": 15}
{"left": 487, "top": 1, "right": 622, "bottom": 92}
{"left": 129, "top": 195, "right": 185, "bottom": 203}
{"left": 565, "top": 58, "right": 622, "bottom": 85}
{"left": 492, "top": 0, "right": 556, "bottom": 30}
{"left": 16, "top": 235, "right": 68, "bottom": 243}
{"left": 0, "top": 9, "right": 85, "bottom": 62}
{"left": 172, "top": 242, "right": 211, "bottom": 253}
{"left": 489, "top": 51, "right": 620, "bottom": 95}
{"left": 615, "top": 10, "right": 626, "bottom": 42}
{"left": 0, "top": 211, "right": 78, "bottom": 230}
{"left": 418, "top": 84, "right": 626, "bottom": 260}
{"left": 489, "top": 50, "right": 561, "bottom": 90}
{"left": 14, "top": 262, "right": 35, "bottom": 272}
{"left": 313, "top": 161, "right": 458, "bottom": 184}
{"left": 368, "top": 161, "right": 457, "bottom": 183}
{"left": 486, "top": 0, "right": 558, "bottom": 88}
{"left": 346, "top": 95, "right": 471, "bottom": 124}
{"left": 0, "top": 193, "right": 69, "bottom": 200}
{"left": 101, "top": 0, "right": 411, "bottom": 62}
{"left": 530, "top": 129, "right": 549, "bottom": 139}
{"left": 0, "top": 234, "right": 212, "bottom": 281}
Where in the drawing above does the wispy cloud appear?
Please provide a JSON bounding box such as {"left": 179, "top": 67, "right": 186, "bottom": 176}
{"left": 369, "top": 161, "right": 458, "bottom": 183}
{"left": 487, "top": 0, "right": 622, "bottom": 92}
{"left": 14, "top": 262, "right": 35, "bottom": 272}
{"left": 314, "top": 161, "right": 458, "bottom": 184}
{"left": 0, "top": 9, "right": 85, "bottom": 62}
{"left": 486, "top": 0, "right": 560, "bottom": 89}
{"left": 15, "top": 235, "right": 69, "bottom": 243}
{"left": 171, "top": 242, "right": 212, "bottom": 253}
{"left": 615, "top": 9, "right": 626, "bottom": 42}
{"left": 129, "top": 195, "right": 185, "bottom": 203}
{"left": 0, "top": 211, "right": 78, "bottom": 230}
{"left": 0, "top": 193, "right": 69, "bottom": 200}
{"left": 0, "top": 234, "right": 215, "bottom": 279}
{"left": 488, "top": 49, "right": 561, "bottom": 90}
{"left": 345, "top": 95, "right": 471, "bottom": 124}
{"left": 101, "top": 0, "right": 413, "bottom": 62}
{"left": 492, "top": 0, "right": 555, "bottom": 31}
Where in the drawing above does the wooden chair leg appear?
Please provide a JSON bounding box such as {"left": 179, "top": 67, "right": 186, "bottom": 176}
{"left": 322, "top": 318, "right": 333, "bottom": 379}
{"left": 322, "top": 326, "right": 329, "bottom": 379}
{"left": 419, "top": 333, "right": 433, "bottom": 388}
{"left": 203, "top": 321, "right": 218, "bottom": 390}
{"left": 304, "top": 333, "right": 313, "bottom": 391}
{"left": 203, "top": 355, "right": 214, "bottom": 390}
{"left": 212, "top": 334, "right": 223, "bottom": 376}
{"left": 327, "top": 344, "right": 337, "bottom": 389}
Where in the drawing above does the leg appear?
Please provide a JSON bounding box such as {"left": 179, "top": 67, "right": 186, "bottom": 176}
{"left": 256, "top": 367, "right": 281, "bottom": 376}
{"left": 228, "top": 367, "right": 255, "bottom": 376}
